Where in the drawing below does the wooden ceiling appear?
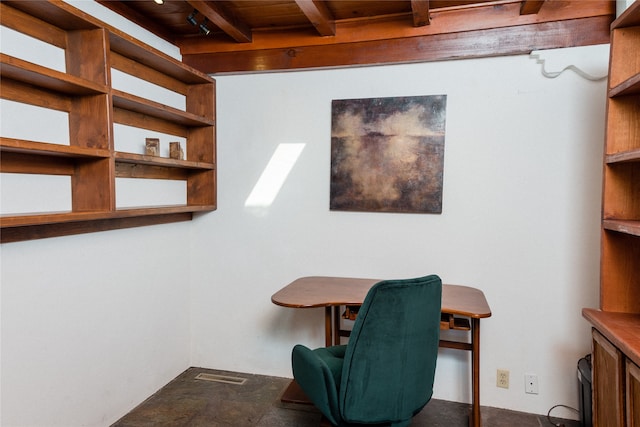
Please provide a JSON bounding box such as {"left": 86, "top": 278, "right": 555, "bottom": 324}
{"left": 99, "top": 0, "right": 616, "bottom": 74}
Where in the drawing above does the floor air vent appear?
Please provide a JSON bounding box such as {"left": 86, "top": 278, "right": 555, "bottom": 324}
{"left": 195, "top": 373, "right": 247, "bottom": 385}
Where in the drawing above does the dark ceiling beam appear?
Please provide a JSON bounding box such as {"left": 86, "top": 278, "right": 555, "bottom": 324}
{"left": 294, "top": 0, "right": 336, "bottom": 36}
{"left": 520, "top": 0, "right": 546, "bottom": 15}
{"left": 410, "top": 0, "right": 431, "bottom": 27}
{"left": 186, "top": 0, "right": 252, "bottom": 43}
{"left": 183, "top": 15, "right": 612, "bottom": 74}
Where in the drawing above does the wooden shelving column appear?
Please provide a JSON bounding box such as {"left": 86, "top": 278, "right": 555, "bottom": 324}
{"left": 583, "top": 1, "right": 640, "bottom": 425}
{"left": 0, "top": 0, "right": 216, "bottom": 243}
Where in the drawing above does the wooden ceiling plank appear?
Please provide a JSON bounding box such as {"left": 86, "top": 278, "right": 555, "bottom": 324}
{"left": 411, "top": 0, "right": 431, "bottom": 27}
{"left": 186, "top": 0, "right": 252, "bottom": 43}
{"left": 294, "top": 0, "right": 336, "bottom": 36}
{"left": 520, "top": 0, "right": 546, "bottom": 15}
{"left": 183, "top": 15, "right": 612, "bottom": 74}
{"left": 178, "top": 0, "right": 614, "bottom": 55}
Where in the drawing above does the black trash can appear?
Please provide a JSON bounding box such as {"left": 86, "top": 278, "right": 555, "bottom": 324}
{"left": 578, "top": 354, "right": 592, "bottom": 427}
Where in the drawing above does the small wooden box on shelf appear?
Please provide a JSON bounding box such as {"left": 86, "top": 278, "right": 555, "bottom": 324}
{"left": 582, "top": 2, "right": 640, "bottom": 426}
{"left": 0, "top": 0, "right": 216, "bottom": 243}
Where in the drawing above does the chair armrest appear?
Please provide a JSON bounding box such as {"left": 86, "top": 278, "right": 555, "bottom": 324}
{"left": 292, "top": 344, "right": 342, "bottom": 425}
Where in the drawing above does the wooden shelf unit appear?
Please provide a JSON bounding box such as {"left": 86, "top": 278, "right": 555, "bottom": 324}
{"left": 583, "top": 2, "right": 640, "bottom": 425}
{"left": 0, "top": 0, "right": 216, "bottom": 243}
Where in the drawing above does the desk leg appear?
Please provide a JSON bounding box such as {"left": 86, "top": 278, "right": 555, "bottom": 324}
{"left": 324, "top": 306, "right": 343, "bottom": 346}
{"left": 470, "top": 318, "right": 481, "bottom": 427}
{"left": 333, "top": 306, "right": 341, "bottom": 346}
{"left": 325, "top": 307, "right": 332, "bottom": 347}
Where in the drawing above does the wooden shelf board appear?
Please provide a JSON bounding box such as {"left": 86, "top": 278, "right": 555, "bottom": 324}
{"left": 114, "top": 152, "right": 215, "bottom": 170}
{"left": 0, "top": 54, "right": 107, "bottom": 95}
{"left": 114, "top": 205, "right": 217, "bottom": 216}
{"left": 603, "top": 219, "right": 640, "bottom": 237}
{"left": 609, "top": 73, "right": 640, "bottom": 98}
{"left": 1, "top": 1, "right": 217, "bottom": 242}
{"left": 0, "top": 212, "right": 195, "bottom": 244}
{"left": 2, "top": 0, "right": 102, "bottom": 32}
{"left": 1, "top": 205, "right": 216, "bottom": 229}
{"left": 612, "top": 0, "right": 640, "bottom": 29}
{"left": 112, "top": 90, "right": 215, "bottom": 127}
{"left": 1, "top": 210, "right": 112, "bottom": 228}
{"left": 606, "top": 148, "right": 640, "bottom": 164}
{"left": 1, "top": 138, "right": 110, "bottom": 158}
{"left": 108, "top": 32, "right": 214, "bottom": 85}
{"left": 0, "top": 3, "right": 212, "bottom": 85}
{"left": 583, "top": 308, "right": 640, "bottom": 368}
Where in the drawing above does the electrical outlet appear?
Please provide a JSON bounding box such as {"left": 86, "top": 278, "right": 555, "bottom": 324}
{"left": 525, "top": 374, "right": 539, "bottom": 394}
{"left": 497, "top": 369, "right": 509, "bottom": 389}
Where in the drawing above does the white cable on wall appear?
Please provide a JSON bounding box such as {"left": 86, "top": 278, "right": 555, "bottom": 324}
{"left": 530, "top": 52, "right": 608, "bottom": 81}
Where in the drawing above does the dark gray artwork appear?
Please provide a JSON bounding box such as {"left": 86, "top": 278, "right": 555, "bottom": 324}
{"left": 330, "top": 95, "right": 447, "bottom": 213}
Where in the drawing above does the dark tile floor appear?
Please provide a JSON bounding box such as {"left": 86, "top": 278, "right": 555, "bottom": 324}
{"left": 112, "top": 367, "right": 580, "bottom": 427}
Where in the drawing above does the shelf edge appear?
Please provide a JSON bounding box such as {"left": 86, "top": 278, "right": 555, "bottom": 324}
{"left": 609, "top": 72, "right": 640, "bottom": 97}
{"left": 605, "top": 148, "right": 640, "bottom": 164}
{"left": 114, "top": 152, "right": 215, "bottom": 169}
{"left": 0, "top": 212, "right": 196, "bottom": 244}
{"left": 112, "top": 90, "right": 215, "bottom": 127}
{"left": 0, "top": 205, "right": 216, "bottom": 228}
{"left": 583, "top": 308, "right": 640, "bottom": 368}
{"left": 0, "top": 53, "right": 108, "bottom": 95}
{"left": 603, "top": 219, "right": 640, "bottom": 236}
{"left": 0, "top": 138, "right": 111, "bottom": 158}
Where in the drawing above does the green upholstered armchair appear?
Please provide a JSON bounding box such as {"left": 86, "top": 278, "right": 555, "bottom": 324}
{"left": 291, "top": 275, "right": 442, "bottom": 427}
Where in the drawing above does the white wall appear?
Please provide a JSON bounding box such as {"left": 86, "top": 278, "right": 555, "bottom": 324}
{"left": 1, "top": 226, "right": 192, "bottom": 426}
{"left": 0, "top": 0, "right": 609, "bottom": 423}
{"left": 0, "top": 2, "right": 191, "bottom": 427}
{"left": 618, "top": 0, "right": 637, "bottom": 16}
{"left": 190, "top": 47, "right": 608, "bottom": 417}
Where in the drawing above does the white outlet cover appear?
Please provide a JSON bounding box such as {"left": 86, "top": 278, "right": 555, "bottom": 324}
{"left": 525, "top": 374, "right": 539, "bottom": 394}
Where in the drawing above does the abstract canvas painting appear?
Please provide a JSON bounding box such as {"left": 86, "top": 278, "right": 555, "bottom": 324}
{"left": 330, "top": 95, "right": 447, "bottom": 213}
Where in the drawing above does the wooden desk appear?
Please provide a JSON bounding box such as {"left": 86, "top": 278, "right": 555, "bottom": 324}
{"left": 272, "top": 276, "right": 492, "bottom": 427}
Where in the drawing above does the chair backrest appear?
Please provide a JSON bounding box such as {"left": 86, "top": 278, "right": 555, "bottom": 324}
{"left": 339, "top": 275, "right": 442, "bottom": 425}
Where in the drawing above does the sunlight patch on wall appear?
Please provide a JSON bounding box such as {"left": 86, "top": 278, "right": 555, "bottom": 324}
{"left": 245, "top": 143, "right": 305, "bottom": 208}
